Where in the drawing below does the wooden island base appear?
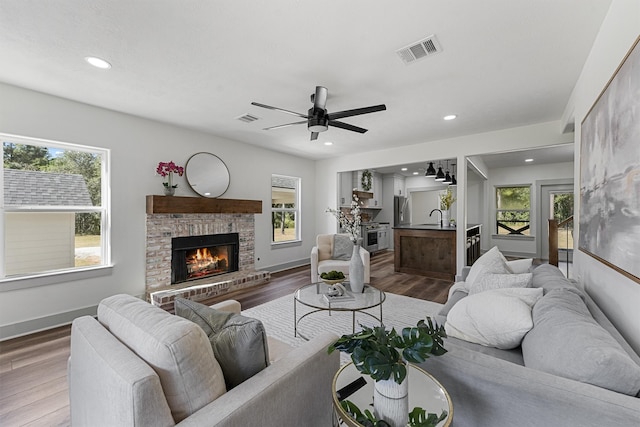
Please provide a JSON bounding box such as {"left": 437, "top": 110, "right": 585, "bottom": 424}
{"left": 393, "top": 227, "right": 456, "bottom": 281}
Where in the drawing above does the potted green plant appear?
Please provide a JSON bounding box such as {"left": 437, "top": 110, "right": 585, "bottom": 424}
{"left": 328, "top": 318, "right": 448, "bottom": 427}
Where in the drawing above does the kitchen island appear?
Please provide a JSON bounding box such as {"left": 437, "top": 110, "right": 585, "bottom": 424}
{"left": 393, "top": 224, "right": 481, "bottom": 280}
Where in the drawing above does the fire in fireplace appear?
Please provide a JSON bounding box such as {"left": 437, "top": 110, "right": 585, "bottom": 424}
{"left": 171, "top": 233, "right": 239, "bottom": 284}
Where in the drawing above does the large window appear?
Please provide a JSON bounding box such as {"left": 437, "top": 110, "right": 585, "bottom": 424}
{"left": 271, "top": 175, "right": 300, "bottom": 244}
{"left": 495, "top": 186, "right": 531, "bottom": 235}
{"left": 1, "top": 134, "right": 110, "bottom": 281}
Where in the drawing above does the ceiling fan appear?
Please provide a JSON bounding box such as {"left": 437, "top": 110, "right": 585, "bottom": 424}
{"left": 251, "top": 86, "right": 386, "bottom": 141}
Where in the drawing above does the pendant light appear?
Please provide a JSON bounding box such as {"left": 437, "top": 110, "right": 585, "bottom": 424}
{"left": 450, "top": 163, "right": 457, "bottom": 186}
{"left": 443, "top": 160, "right": 452, "bottom": 184}
{"left": 425, "top": 162, "right": 436, "bottom": 177}
{"left": 435, "top": 162, "right": 446, "bottom": 181}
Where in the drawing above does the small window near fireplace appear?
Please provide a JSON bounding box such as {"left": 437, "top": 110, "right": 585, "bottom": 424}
{"left": 171, "top": 233, "right": 239, "bottom": 284}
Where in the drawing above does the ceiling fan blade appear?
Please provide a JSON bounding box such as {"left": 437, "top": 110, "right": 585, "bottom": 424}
{"left": 310, "top": 132, "right": 319, "bottom": 141}
{"left": 313, "top": 86, "right": 328, "bottom": 110}
{"left": 251, "top": 102, "right": 308, "bottom": 119}
{"left": 263, "top": 120, "right": 308, "bottom": 131}
{"left": 328, "top": 120, "right": 368, "bottom": 134}
{"left": 328, "top": 104, "right": 386, "bottom": 120}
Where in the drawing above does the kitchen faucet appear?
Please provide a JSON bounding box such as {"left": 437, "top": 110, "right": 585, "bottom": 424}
{"left": 430, "top": 209, "right": 443, "bottom": 227}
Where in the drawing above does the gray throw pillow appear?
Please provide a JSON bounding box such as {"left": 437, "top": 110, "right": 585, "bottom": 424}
{"left": 521, "top": 289, "right": 640, "bottom": 396}
{"left": 174, "top": 298, "right": 270, "bottom": 390}
{"left": 333, "top": 234, "right": 354, "bottom": 261}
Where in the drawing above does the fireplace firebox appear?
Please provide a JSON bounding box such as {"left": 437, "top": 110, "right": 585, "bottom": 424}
{"left": 171, "top": 233, "right": 239, "bottom": 284}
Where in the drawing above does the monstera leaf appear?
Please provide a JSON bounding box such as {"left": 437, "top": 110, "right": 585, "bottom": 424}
{"left": 328, "top": 317, "right": 447, "bottom": 384}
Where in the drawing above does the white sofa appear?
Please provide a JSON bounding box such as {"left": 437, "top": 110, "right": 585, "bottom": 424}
{"left": 423, "top": 263, "right": 640, "bottom": 427}
{"left": 68, "top": 294, "right": 339, "bottom": 426}
{"left": 310, "top": 233, "right": 370, "bottom": 283}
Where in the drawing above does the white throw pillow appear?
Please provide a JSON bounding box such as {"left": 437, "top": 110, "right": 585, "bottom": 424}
{"left": 445, "top": 287, "right": 544, "bottom": 349}
{"left": 469, "top": 272, "right": 533, "bottom": 295}
{"left": 465, "top": 246, "right": 511, "bottom": 291}
{"left": 506, "top": 258, "right": 533, "bottom": 274}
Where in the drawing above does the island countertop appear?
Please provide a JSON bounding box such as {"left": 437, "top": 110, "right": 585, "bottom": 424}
{"left": 393, "top": 223, "right": 481, "bottom": 231}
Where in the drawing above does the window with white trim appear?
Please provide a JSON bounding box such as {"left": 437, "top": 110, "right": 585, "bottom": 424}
{"left": 1, "top": 134, "right": 110, "bottom": 280}
{"left": 495, "top": 185, "right": 531, "bottom": 236}
{"left": 271, "top": 175, "right": 300, "bottom": 244}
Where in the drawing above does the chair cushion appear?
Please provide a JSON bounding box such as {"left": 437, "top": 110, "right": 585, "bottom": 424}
{"left": 97, "top": 294, "right": 226, "bottom": 423}
{"left": 522, "top": 288, "right": 640, "bottom": 396}
{"left": 175, "top": 298, "right": 270, "bottom": 390}
{"left": 332, "top": 234, "right": 354, "bottom": 260}
{"left": 316, "top": 234, "right": 333, "bottom": 261}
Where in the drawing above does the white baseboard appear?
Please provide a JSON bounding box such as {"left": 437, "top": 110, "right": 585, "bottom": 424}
{"left": 0, "top": 304, "right": 97, "bottom": 342}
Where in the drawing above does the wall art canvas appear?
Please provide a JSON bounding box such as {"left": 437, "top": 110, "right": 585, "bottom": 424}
{"left": 579, "top": 36, "right": 640, "bottom": 284}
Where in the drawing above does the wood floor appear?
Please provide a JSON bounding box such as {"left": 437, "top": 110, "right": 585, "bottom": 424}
{"left": 0, "top": 251, "right": 452, "bottom": 427}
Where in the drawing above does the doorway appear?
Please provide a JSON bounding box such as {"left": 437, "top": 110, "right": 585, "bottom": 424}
{"left": 539, "top": 182, "right": 574, "bottom": 265}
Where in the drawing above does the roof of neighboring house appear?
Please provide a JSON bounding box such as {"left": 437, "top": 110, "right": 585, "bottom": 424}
{"left": 4, "top": 169, "right": 93, "bottom": 206}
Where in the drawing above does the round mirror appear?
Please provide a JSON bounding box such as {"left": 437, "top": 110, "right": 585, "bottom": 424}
{"left": 185, "top": 152, "right": 230, "bottom": 198}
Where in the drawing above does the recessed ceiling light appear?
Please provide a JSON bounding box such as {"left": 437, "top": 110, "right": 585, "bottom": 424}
{"left": 401, "top": 167, "right": 408, "bottom": 171}
{"left": 443, "top": 114, "right": 457, "bottom": 121}
{"left": 85, "top": 56, "right": 111, "bottom": 69}
{"left": 324, "top": 141, "right": 333, "bottom": 146}
{"left": 413, "top": 172, "right": 419, "bottom": 175}
{"left": 525, "top": 158, "right": 534, "bottom": 162}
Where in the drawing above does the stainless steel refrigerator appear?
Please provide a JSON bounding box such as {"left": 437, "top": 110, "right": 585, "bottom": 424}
{"left": 393, "top": 196, "right": 410, "bottom": 226}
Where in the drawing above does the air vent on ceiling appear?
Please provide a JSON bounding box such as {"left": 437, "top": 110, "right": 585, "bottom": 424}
{"left": 236, "top": 113, "right": 260, "bottom": 123}
{"left": 396, "top": 35, "right": 442, "bottom": 65}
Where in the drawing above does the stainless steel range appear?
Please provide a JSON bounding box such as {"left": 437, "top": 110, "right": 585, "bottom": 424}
{"left": 361, "top": 222, "right": 390, "bottom": 253}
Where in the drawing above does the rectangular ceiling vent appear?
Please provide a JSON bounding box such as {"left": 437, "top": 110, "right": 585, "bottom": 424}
{"left": 396, "top": 35, "right": 442, "bottom": 65}
{"left": 235, "top": 113, "right": 260, "bottom": 123}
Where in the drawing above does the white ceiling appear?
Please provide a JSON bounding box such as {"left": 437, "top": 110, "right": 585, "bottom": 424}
{"left": 0, "top": 1, "right": 611, "bottom": 160}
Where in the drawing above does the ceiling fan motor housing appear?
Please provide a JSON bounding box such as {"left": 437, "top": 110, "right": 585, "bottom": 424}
{"left": 308, "top": 107, "right": 329, "bottom": 132}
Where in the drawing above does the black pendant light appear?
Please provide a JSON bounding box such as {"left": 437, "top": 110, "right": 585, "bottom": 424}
{"left": 435, "top": 162, "right": 446, "bottom": 181}
{"left": 443, "top": 160, "right": 452, "bottom": 184}
{"left": 450, "top": 163, "right": 457, "bottom": 186}
{"left": 425, "top": 162, "right": 436, "bottom": 177}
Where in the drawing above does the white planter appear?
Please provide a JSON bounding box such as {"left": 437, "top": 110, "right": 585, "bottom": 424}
{"left": 349, "top": 243, "right": 365, "bottom": 293}
{"left": 442, "top": 210, "right": 450, "bottom": 227}
{"left": 374, "top": 378, "right": 409, "bottom": 427}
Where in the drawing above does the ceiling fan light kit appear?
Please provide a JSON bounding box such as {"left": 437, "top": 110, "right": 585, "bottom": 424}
{"left": 252, "top": 86, "right": 386, "bottom": 141}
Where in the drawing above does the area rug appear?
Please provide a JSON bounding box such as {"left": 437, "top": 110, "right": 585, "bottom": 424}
{"left": 242, "top": 292, "right": 444, "bottom": 353}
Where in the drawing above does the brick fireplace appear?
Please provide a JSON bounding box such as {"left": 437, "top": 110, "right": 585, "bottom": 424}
{"left": 145, "top": 196, "right": 269, "bottom": 311}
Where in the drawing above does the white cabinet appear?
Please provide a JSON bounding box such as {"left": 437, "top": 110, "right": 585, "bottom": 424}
{"left": 370, "top": 173, "right": 383, "bottom": 208}
{"left": 393, "top": 175, "right": 406, "bottom": 196}
{"left": 377, "top": 227, "right": 390, "bottom": 250}
{"left": 339, "top": 172, "right": 354, "bottom": 207}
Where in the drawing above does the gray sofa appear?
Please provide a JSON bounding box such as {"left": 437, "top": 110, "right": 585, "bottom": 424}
{"left": 68, "top": 294, "right": 339, "bottom": 427}
{"left": 423, "top": 263, "right": 640, "bottom": 427}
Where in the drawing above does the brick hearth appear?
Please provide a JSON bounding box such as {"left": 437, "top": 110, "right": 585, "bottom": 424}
{"left": 145, "top": 208, "right": 270, "bottom": 309}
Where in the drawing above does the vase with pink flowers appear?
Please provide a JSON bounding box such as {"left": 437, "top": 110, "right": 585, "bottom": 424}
{"left": 156, "top": 161, "right": 184, "bottom": 196}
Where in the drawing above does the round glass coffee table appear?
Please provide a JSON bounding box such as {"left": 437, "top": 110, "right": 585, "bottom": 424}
{"left": 332, "top": 362, "right": 453, "bottom": 427}
{"left": 293, "top": 282, "right": 385, "bottom": 341}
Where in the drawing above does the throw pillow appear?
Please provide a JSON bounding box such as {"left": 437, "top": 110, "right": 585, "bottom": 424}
{"left": 505, "top": 258, "right": 533, "bottom": 274}
{"left": 445, "top": 287, "right": 543, "bottom": 349}
{"left": 521, "top": 289, "right": 640, "bottom": 396}
{"left": 469, "top": 272, "right": 533, "bottom": 295}
{"left": 464, "top": 246, "right": 511, "bottom": 290}
{"left": 333, "top": 234, "right": 354, "bottom": 260}
{"left": 174, "top": 298, "right": 270, "bottom": 390}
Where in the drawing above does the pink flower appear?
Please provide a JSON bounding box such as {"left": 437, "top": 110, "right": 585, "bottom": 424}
{"left": 156, "top": 161, "right": 184, "bottom": 188}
